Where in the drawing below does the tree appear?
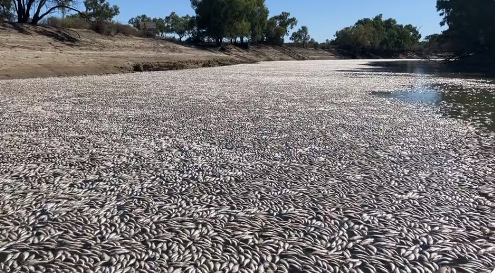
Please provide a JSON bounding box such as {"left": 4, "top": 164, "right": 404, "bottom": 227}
{"left": 165, "top": 12, "right": 195, "bottom": 41}
{"left": 248, "top": 0, "right": 268, "bottom": 43}
{"left": 265, "top": 11, "right": 297, "bottom": 45}
{"left": 423, "top": 33, "right": 448, "bottom": 54}
{"left": 290, "top": 25, "right": 310, "bottom": 47}
{"left": 164, "top": 12, "right": 179, "bottom": 36}
{"left": 227, "top": 19, "right": 250, "bottom": 43}
{"left": 224, "top": 0, "right": 250, "bottom": 43}
{"left": 128, "top": 14, "right": 151, "bottom": 30}
{"left": 0, "top": 0, "right": 14, "bottom": 21}
{"left": 191, "top": 0, "right": 251, "bottom": 45}
{"left": 311, "top": 39, "right": 319, "bottom": 49}
{"left": 436, "top": 0, "right": 495, "bottom": 57}
{"left": 264, "top": 18, "right": 284, "bottom": 45}
{"left": 185, "top": 15, "right": 201, "bottom": 41}
{"left": 56, "top": 0, "right": 71, "bottom": 19}
{"left": 83, "top": 0, "right": 119, "bottom": 22}
{"left": 192, "top": 0, "right": 228, "bottom": 45}
{"left": 176, "top": 15, "right": 193, "bottom": 41}
{"left": 332, "top": 14, "right": 422, "bottom": 54}
{"left": 152, "top": 17, "right": 166, "bottom": 36}
{"left": 12, "top": 0, "right": 84, "bottom": 24}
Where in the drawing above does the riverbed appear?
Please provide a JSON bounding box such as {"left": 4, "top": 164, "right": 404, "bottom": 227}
{"left": 0, "top": 60, "right": 494, "bottom": 273}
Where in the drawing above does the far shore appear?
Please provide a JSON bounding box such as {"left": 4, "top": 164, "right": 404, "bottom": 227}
{"left": 0, "top": 23, "right": 439, "bottom": 81}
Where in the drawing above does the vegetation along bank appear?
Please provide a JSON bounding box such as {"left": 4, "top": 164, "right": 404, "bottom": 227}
{"left": 0, "top": 0, "right": 492, "bottom": 79}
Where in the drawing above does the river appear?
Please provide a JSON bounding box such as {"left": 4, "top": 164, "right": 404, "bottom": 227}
{"left": 0, "top": 60, "right": 494, "bottom": 272}
{"left": 364, "top": 60, "right": 495, "bottom": 132}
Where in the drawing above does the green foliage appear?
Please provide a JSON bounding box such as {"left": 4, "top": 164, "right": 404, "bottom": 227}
{"left": 306, "top": 38, "right": 318, "bottom": 49}
{"left": 192, "top": 0, "right": 246, "bottom": 44}
{"left": 436, "top": 0, "right": 495, "bottom": 56}
{"left": 423, "top": 33, "right": 447, "bottom": 53}
{"left": 42, "top": 15, "right": 90, "bottom": 28}
{"left": 42, "top": 16, "right": 139, "bottom": 36}
{"left": 290, "top": 25, "right": 310, "bottom": 47}
{"left": 191, "top": 0, "right": 296, "bottom": 45}
{"left": 0, "top": 0, "right": 14, "bottom": 21}
{"left": 248, "top": 0, "right": 268, "bottom": 43}
{"left": 317, "top": 39, "right": 334, "bottom": 50}
{"left": 152, "top": 17, "right": 166, "bottom": 36}
{"left": 165, "top": 12, "right": 195, "bottom": 41}
{"left": 2, "top": 0, "right": 118, "bottom": 24}
{"left": 83, "top": 0, "right": 120, "bottom": 22}
{"left": 333, "top": 14, "right": 422, "bottom": 54}
{"left": 128, "top": 14, "right": 152, "bottom": 30}
{"left": 126, "top": 0, "right": 298, "bottom": 45}
{"left": 224, "top": 0, "right": 251, "bottom": 42}
{"left": 265, "top": 12, "right": 297, "bottom": 45}
{"left": 191, "top": 0, "right": 228, "bottom": 43}
{"left": 185, "top": 16, "right": 202, "bottom": 42}
{"left": 9, "top": 0, "right": 82, "bottom": 24}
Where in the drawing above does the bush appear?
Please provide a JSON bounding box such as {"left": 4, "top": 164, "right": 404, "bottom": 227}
{"left": 42, "top": 16, "right": 59, "bottom": 27}
{"left": 42, "top": 16, "right": 140, "bottom": 37}
{"left": 89, "top": 21, "right": 113, "bottom": 35}
{"left": 139, "top": 30, "right": 156, "bottom": 38}
{"left": 90, "top": 21, "right": 140, "bottom": 36}
{"left": 112, "top": 22, "right": 140, "bottom": 36}
{"left": 43, "top": 16, "right": 90, "bottom": 29}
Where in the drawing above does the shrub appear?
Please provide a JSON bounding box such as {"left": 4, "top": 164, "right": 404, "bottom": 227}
{"left": 90, "top": 21, "right": 140, "bottom": 36}
{"left": 89, "top": 21, "right": 112, "bottom": 35}
{"left": 112, "top": 22, "right": 139, "bottom": 36}
{"left": 42, "top": 16, "right": 61, "bottom": 27}
{"left": 139, "top": 30, "right": 156, "bottom": 38}
{"left": 42, "top": 16, "right": 90, "bottom": 29}
{"left": 42, "top": 16, "right": 140, "bottom": 37}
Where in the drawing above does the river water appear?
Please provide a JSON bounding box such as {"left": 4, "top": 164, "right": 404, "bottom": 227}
{"left": 1, "top": 60, "right": 495, "bottom": 272}
{"left": 366, "top": 60, "right": 495, "bottom": 132}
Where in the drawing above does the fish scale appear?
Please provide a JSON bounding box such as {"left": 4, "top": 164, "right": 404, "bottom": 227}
{"left": 0, "top": 61, "right": 494, "bottom": 273}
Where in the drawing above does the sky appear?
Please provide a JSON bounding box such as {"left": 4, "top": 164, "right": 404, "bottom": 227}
{"left": 76, "top": 0, "right": 447, "bottom": 41}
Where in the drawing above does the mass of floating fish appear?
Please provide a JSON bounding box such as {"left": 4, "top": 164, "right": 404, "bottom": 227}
{"left": 0, "top": 60, "right": 494, "bottom": 273}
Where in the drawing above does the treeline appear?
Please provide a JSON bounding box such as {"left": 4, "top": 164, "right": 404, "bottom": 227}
{"left": 128, "top": 0, "right": 308, "bottom": 46}
{"left": 327, "top": 14, "right": 422, "bottom": 56}
{"left": 434, "top": 0, "right": 495, "bottom": 60}
{"left": 0, "top": 0, "right": 119, "bottom": 24}
{"left": 2, "top": 0, "right": 490, "bottom": 63}
{"left": 0, "top": 0, "right": 312, "bottom": 46}
{"left": 0, "top": 0, "right": 429, "bottom": 54}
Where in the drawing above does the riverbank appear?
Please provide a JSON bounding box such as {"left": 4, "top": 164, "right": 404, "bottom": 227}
{"left": 0, "top": 23, "right": 340, "bottom": 80}
{"left": 444, "top": 54, "right": 495, "bottom": 76}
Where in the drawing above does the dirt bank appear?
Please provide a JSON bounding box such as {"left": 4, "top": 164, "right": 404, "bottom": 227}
{"left": 0, "top": 23, "right": 338, "bottom": 80}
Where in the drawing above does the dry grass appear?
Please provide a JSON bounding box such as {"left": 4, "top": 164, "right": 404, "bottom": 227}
{"left": 0, "top": 22, "right": 337, "bottom": 80}
{"left": 42, "top": 16, "right": 90, "bottom": 29}
{"left": 42, "top": 17, "right": 140, "bottom": 37}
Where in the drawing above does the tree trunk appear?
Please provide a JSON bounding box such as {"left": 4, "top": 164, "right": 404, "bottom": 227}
{"left": 17, "top": 3, "right": 28, "bottom": 23}
{"left": 31, "top": 14, "right": 41, "bottom": 24}
{"left": 240, "top": 37, "right": 244, "bottom": 44}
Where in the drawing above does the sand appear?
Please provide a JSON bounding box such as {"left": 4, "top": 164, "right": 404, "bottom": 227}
{"left": 0, "top": 23, "right": 337, "bottom": 80}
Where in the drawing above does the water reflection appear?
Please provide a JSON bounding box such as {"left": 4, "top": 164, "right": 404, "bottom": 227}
{"left": 362, "top": 60, "right": 495, "bottom": 80}
{"left": 372, "top": 90, "right": 443, "bottom": 105}
{"left": 364, "top": 61, "right": 444, "bottom": 75}
{"left": 438, "top": 85, "right": 495, "bottom": 131}
{"left": 367, "top": 61, "right": 495, "bottom": 131}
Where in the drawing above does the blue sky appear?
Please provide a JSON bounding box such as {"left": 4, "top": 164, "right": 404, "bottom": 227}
{"left": 75, "top": 0, "right": 446, "bottom": 41}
